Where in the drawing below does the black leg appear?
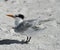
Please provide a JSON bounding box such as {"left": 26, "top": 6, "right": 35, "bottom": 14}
{"left": 20, "top": 36, "right": 31, "bottom": 44}
{"left": 24, "top": 36, "right": 31, "bottom": 44}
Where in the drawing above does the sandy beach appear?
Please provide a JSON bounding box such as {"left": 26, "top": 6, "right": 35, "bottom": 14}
{"left": 0, "top": 0, "right": 60, "bottom": 50}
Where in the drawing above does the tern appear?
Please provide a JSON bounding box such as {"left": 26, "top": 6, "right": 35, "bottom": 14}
{"left": 6, "top": 13, "right": 32, "bottom": 44}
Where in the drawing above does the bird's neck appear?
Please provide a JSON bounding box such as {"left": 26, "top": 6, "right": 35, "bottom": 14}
{"left": 15, "top": 17, "right": 23, "bottom": 27}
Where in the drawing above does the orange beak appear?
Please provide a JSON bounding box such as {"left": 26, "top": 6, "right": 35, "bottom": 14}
{"left": 6, "top": 13, "right": 14, "bottom": 18}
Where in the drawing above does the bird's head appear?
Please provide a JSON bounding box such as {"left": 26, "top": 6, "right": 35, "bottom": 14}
{"left": 6, "top": 13, "right": 24, "bottom": 19}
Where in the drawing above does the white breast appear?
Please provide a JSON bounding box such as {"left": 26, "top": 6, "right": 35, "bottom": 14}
{"left": 15, "top": 17, "right": 23, "bottom": 27}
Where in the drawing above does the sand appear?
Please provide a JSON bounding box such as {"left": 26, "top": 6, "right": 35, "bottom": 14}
{"left": 0, "top": 0, "right": 60, "bottom": 50}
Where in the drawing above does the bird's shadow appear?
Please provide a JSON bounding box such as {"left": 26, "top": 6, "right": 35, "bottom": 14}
{"left": 0, "top": 39, "right": 29, "bottom": 45}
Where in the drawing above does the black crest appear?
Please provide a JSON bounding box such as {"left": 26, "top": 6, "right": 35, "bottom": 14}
{"left": 15, "top": 14, "right": 24, "bottom": 19}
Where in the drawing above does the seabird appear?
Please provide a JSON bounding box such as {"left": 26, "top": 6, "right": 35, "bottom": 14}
{"left": 6, "top": 13, "right": 31, "bottom": 43}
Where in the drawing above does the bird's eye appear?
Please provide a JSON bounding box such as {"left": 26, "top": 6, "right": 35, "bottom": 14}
{"left": 15, "top": 15, "right": 18, "bottom": 17}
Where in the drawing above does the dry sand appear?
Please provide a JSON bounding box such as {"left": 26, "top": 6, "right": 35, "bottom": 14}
{"left": 0, "top": 0, "right": 60, "bottom": 50}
